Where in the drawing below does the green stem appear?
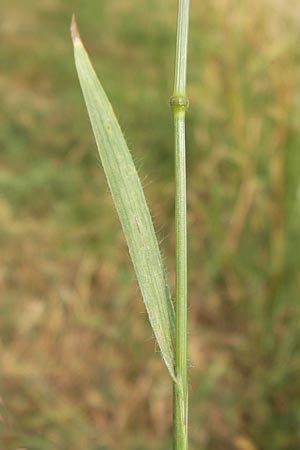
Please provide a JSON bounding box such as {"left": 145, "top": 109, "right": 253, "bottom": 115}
{"left": 170, "top": 1, "right": 189, "bottom": 450}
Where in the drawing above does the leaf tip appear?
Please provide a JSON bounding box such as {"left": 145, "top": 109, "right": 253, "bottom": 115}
{"left": 71, "top": 14, "right": 81, "bottom": 43}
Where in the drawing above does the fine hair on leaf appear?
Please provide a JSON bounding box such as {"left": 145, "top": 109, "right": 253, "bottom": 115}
{"left": 71, "top": 15, "right": 176, "bottom": 381}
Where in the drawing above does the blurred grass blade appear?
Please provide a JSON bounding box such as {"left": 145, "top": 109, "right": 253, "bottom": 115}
{"left": 71, "top": 16, "right": 175, "bottom": 380}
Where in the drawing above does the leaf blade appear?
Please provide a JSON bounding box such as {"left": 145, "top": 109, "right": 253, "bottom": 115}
{"left": 71, "top": 17, "right": 175, "bottom": 380}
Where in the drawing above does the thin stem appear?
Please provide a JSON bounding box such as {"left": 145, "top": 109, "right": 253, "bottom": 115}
{"left": 172, "top": 109, "right": 188, "bottom": 450}
{"left": 173, "top": 0, "right": 190, "bottom": 97}
{"left": 170, "top": 1, "right": 189, "bottom": 450}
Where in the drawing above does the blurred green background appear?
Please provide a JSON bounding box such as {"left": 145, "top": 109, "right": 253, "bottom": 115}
{"left": 1, "top": 0, "right": 300, "bottom": 449}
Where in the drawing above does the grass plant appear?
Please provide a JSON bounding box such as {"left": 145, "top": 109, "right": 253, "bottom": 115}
{"left": 71, "top": 1, "right": 190, "bottom": 447}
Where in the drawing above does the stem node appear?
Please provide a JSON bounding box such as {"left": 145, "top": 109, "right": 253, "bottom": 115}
{"left": 169, "top": 96, "right": 190, "bottom": 113}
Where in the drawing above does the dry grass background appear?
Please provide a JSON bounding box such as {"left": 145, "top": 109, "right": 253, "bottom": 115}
{"left": 1, "top": 0, "right": 300, "bottom": 449}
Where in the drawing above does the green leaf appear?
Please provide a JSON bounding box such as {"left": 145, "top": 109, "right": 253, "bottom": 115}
{"left": 71, "top": 16, "right": 175, "bottom": 380}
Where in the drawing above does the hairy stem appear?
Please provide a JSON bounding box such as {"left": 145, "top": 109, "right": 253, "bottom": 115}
{"left": 171, "top": 0, "right": 190, "bottom": 449}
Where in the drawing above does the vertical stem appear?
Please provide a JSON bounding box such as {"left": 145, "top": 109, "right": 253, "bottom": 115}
{"left": 173, "top": 0, "right": 190, "bottom": 97}
{"left": 172, "top": 108, "right": 188, "bottom": 450}
{"left": 170, "top": 1, "right": 189, "bottom": 450}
